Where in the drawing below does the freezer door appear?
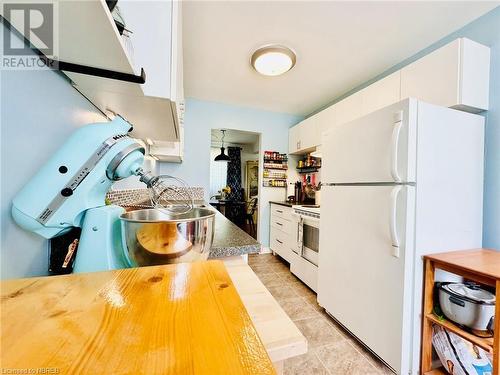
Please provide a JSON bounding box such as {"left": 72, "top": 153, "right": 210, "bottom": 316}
{"left": 322, "top": 99, "right": 417, "bottom": 184}
{"left": 317, "top": 185, "right": 415, "bottom": 374}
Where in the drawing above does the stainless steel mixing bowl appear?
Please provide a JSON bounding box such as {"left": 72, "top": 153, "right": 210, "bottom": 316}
{"left": 120, "top": 208, "right": 215, "bottom": 266}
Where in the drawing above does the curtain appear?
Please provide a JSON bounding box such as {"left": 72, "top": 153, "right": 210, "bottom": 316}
{"left": 209, "top": 147, "right": 228, "bottom": 198}
{"left": 226, "top": 147, "right": 243, "bottom": 201}
{"left": 226, "top": 147, "right": 244, "bottom": 225}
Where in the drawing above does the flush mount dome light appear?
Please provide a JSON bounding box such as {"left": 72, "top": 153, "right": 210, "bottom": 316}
{"left": 251, "top": 45, "right": 296, "bottom": 76}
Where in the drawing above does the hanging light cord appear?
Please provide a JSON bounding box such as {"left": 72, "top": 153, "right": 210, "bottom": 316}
{"left": 221, "top": 129, "right": 226, "bottom": 148}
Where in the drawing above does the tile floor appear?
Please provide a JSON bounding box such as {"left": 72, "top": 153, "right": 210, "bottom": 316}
{"left": 248, "top": 253, "right": 394, "bottom": 375}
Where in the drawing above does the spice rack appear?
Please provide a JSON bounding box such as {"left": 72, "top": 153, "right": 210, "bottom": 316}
{"left": 296, "top": 154, "right": 321, "bottom": 174}
{"left": 263, "top": 151, "right": 288, "bottom": 188}
{"left": 421, "top": 249, "right": 499, "bottom": 375}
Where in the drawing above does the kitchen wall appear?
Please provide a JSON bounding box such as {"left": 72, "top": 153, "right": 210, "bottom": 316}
{"left": 0, "top": 24, "right": 106, "bottom": 279}
{"left": 160, "top": 98, "right": 302, "bottom": 247}
{"left": 314, "top": 6, "right": 500, "bottom": 249}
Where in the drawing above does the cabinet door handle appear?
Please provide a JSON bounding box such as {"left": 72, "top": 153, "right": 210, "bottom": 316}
{"left": 276, "top": 210, "right": 283, "bottom": 214}
{"left": 276, "top": 239, "right": 283, "bottom": 244}
{"left": 276, "top": 222, "right": 283, "bottom": 226}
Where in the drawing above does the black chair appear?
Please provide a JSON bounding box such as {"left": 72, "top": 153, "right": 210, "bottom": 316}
{"left": 245, "top": 198, "right": 258, "bottom": 236}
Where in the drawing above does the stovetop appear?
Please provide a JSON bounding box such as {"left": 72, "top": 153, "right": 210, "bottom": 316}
{"left": 292, "top": 204, "right": 320, "bottom": 215}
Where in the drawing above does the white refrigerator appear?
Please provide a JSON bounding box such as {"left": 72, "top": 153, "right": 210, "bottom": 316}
{"left": 317, "top": 98, "right": 484, "bottom": 374}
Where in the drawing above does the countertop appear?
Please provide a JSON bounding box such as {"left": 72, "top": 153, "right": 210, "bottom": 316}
{"left": 269, "top": 201, "right": 295, "bottom": 207}
{"left": 1, "top": 259, "right": 307, "bottom": 374}
{"left": 0, "top": 261, "right": 277, "bottom": 374}
{"left": 209, "top": 205, "right": 261, "bottom": 258}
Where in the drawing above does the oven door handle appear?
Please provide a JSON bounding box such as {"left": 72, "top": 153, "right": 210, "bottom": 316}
{"left": 296, "top": 216, "right": 304, "bottom": 254}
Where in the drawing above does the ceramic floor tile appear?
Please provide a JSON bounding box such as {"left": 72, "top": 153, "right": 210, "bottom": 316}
{"left": 314, "top": 341, "right": 365, "bottom": 374}
{"left": 249, "top": 253, "right": 389, "bottom": 373}
{"left": 348, "top": 357, "right": 381, "bottom": 375}
{"left": 275, "top": 270, "right": 302, "bottom": 283}
{"left": 268, "top": 259, "right": 290, "bottom": 272}
{"left": 284, "top": 351, "right": 329, "bottom": 375}
{"left": 256, "top": 272, "right": 284, "bottom": 288}
{"left": 294, "top": 316, "right": 345, "bottom": 348}
{"left": 303, "top": 293, "right": 324, "bottom": 312}
{"left": 249, "top": 264, "right": 276, "bottom": 275}
{"left": 356, "top": 344, "right": 394, "bottom": 374}
{"left": 289, "top": 280, "right": 316, "bottom": 298}
{"left": 249, "top": 253, "right": 279, "bottom": 265}
{"left": 279, "top": 297, "right": 319, "bottom": 321}
{"left": 266, "top": 284, "right": 300, "bottom": 302}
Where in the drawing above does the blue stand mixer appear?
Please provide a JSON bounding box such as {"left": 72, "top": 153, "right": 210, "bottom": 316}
{"left": 12, "top": 117, "right": 215, "bottom": 273}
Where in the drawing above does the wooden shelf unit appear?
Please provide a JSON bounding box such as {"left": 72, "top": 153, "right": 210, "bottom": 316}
{"left": 421, "top": 249, "right": 500, "bottom": 375}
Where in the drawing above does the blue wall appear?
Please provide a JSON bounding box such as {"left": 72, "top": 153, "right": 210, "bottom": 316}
{"left": 0, "top": 24, "right": 105, "bottom": 279}
{"left": 160, "top": 99, "right": 302, "bottom": 247}
{"left": 315, "top": 7, "right": 500, "bottom": 249}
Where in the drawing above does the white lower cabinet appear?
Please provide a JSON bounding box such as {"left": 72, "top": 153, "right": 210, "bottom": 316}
{"left": 269, "top": 204, "right": 295, "bottom": 264}
{"left": 290, "top": 252, "right": 318, "bottom": 292}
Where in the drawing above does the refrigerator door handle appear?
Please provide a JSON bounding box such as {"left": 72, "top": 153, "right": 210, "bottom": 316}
{"left": 390, "top": 185, "right": 402, "bottom": 257}
{"left": 391, "top": 112, "right": 403, "bottom": 182}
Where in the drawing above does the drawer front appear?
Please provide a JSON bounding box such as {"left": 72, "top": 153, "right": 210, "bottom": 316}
{"left": 270, "top": 227, "right": 294, "bottom": 263}
{"left": 290, "top": 255, "right": 318, "bottom": 292}
{"left": 271, "top": 204, "right": 292, "bottom": 220}
{"left": 271, "top": 216, "right": 293, "bottom": 235}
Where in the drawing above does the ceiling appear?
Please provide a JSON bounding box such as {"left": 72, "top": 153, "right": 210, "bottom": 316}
{"left": 183, "top": 1, "right": 498, "bottom": 116}
{"left": 211, "top": 129, "right": 260, "bottom": 146}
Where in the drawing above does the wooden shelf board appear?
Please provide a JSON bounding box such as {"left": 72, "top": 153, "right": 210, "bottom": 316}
{"left": 426, "top": 314, "right": 494, "bottom": 352}
{"left": 424, "top": 248, "right": 500, "bottom": 282}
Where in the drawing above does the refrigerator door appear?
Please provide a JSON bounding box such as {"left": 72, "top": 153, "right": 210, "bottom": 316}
{"left": 317, "top": 184, "right": 415, "bottom": 374}
{"left": 322, "top": 99, "right": 417, "bottom": 184}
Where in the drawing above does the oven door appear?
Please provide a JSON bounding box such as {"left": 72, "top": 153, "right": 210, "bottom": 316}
{"left": 301, "top": 216, "right": 320, "bottom": 266}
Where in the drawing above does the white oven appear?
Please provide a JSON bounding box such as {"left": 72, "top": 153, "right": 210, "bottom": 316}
{"left": 291, "top": 207, "right": 320, "bottom": 291}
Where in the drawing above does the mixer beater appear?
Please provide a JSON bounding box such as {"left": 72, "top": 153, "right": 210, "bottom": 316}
{"left": 136, "top": 169, "right": 194, "bottom": 214}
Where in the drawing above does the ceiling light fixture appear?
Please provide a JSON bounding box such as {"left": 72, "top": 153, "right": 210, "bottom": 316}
{"left": 251, "top": 45, "right": 296, "bottom": 76}
{"left": 214, "top": 129, "right": 230, "bottom": 162}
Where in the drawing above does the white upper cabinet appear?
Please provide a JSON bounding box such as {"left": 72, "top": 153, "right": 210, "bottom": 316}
{"left": 334, "top": 91, "right": 363, "bottom": 127}
{"left": 300, "top": 116, "right": 320, "bottom": 151}
{"left": 401, "top": 38, "right": 490, "bottom": 113}
{"left": 288, "top": 117, "right": 319, "bottom": 154}
{"left": 6, "top": 0, "right": 183, "bottom": 143}
{"left": 360, "top": 72, "right": 401, "bottom": 116}
{"left": 288, "top": 37, "right": 490, "bottom": 154}
{"left": 288, "top": 124, "right": 301, "bottom": 154}
{"left": 316, "top": 105, "right": 337, "bottom": 139}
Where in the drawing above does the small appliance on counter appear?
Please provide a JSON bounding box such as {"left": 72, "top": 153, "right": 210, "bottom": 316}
{"left": 439, "top": 282, "right": 496, "bottom": 336}
{"left": 11, "top": 116, "right": 215, "bottom": 273}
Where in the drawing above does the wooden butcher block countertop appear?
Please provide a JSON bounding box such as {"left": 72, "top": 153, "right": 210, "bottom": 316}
{"left": 0, "top": 261, "right": 277, "bottom": 375}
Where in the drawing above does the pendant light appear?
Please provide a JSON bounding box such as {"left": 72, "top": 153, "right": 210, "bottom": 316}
{"left": 214, "top": 129, "right": 230, "bottom": 162}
